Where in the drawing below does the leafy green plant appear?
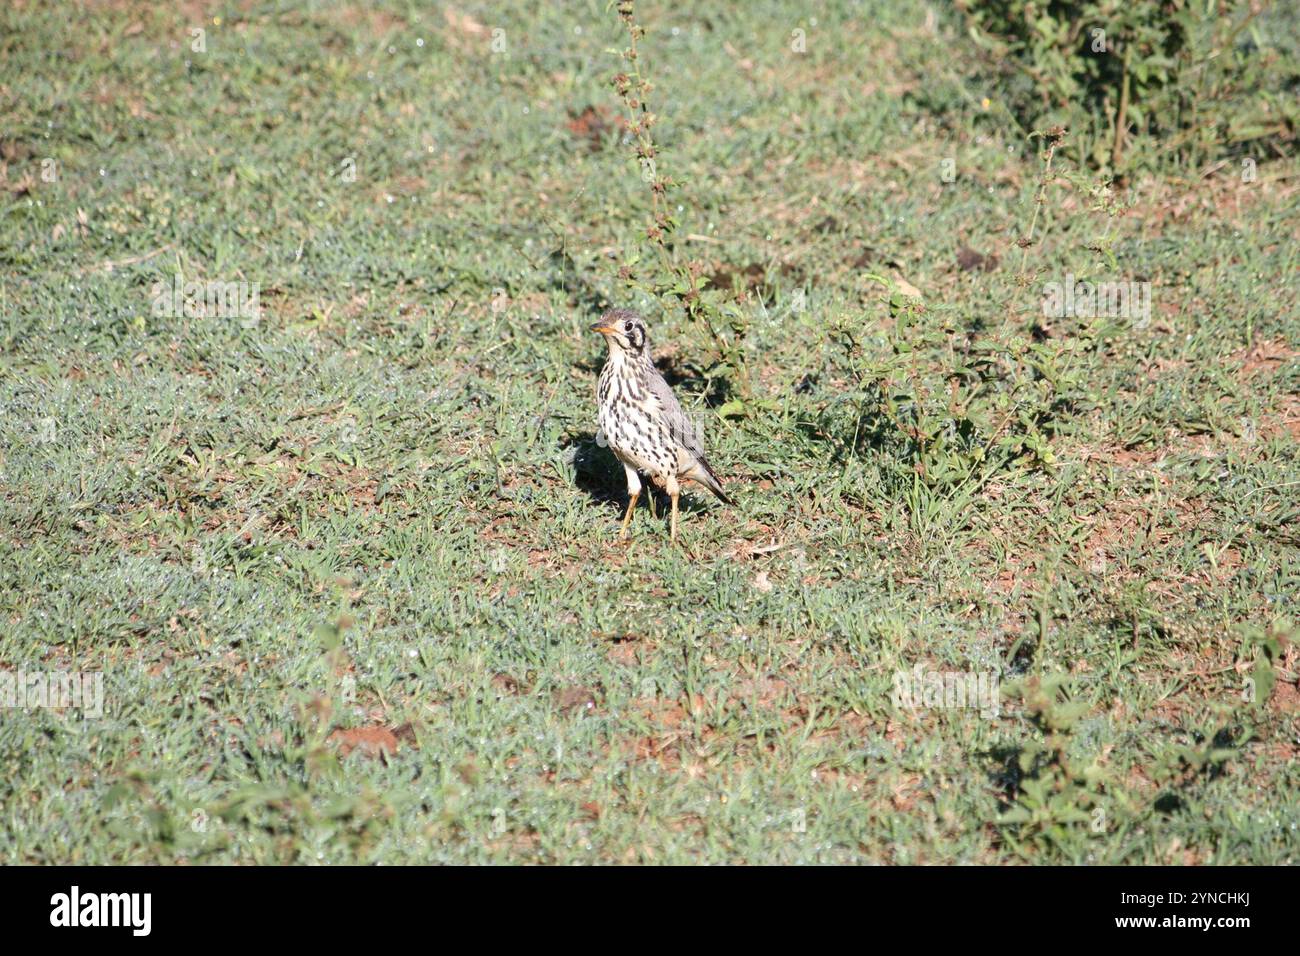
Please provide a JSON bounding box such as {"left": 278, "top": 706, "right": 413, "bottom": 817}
{"left": 995, "top": 674, "right": 1109, "bottom": 852}
{"left": 958, "top": 0, "right": 1299, "bottom": 173}
{"left": 610, "top": 0, "right": 752, "bottom": 401}
{"left": 826, "top": 295, "right": 1090, "bottom": 490}
{"left": 1238, "top": 618, "right": 1292, "bottom": 712}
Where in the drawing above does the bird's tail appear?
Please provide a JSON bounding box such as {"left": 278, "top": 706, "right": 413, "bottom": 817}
{"left": 688, "top": 456, "right": 732, "bottom": 505}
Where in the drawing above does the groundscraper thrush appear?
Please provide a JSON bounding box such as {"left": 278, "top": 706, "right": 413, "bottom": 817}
{"left": 591, "top": 309, "right": 730, "bottom": 539}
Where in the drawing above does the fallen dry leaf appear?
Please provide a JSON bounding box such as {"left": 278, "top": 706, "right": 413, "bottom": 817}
{"left": 328, "top": 725, "right": 398, "bottom": 758}
{"left": 553, "top": 685, "right": 598, "bottom": 714}
{"left": 891, "top": 273, "right": 923, "bottom": 298}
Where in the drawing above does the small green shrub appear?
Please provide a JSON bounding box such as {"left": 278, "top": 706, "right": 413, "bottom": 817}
{"left": 826, "top": 286, "right": 1091, "bottom": 492}
{"left": 958, "top": 0, "right": 1299, "bottom": 173}
{"left": 995, "top": 674, "right": 1110, "bottom": 856}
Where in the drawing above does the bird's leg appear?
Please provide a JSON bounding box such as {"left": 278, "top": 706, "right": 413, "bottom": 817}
{"left": 620, "top": 491, "right": 639, "bottom": 537}
{"left": 620, "top": 463, "right": 642, "bottom": 538}
{"left": 666, "top": 475, "right": 680, "bottom": 540}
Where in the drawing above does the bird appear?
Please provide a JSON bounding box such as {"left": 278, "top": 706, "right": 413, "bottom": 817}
{"left": 590, "top": 308, "right": 731, "bottom": 539}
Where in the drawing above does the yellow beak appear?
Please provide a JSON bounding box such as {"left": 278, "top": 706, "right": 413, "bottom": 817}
{"left": 590, "top": 322, "right": 616, "bottom": 336}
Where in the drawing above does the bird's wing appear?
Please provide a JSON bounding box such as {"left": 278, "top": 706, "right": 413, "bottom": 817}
{"left": 646, "top": 366, "right": 731, "bottom": 503}
{"left": 646, "top": 367, "right": 703, "bottom": 458}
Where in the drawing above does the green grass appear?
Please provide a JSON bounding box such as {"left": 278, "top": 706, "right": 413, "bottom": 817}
{"left": 0, "top": 0, "right": 1297, "bottom": 864}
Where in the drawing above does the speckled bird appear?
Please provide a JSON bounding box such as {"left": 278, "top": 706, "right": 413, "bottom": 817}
{"left": 591, "top": 308, "right": 730, "bottom": 539}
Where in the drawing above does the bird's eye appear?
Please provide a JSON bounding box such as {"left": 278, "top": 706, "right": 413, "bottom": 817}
{"left": 624, "top": 321, "right": 632, "bottom": 333}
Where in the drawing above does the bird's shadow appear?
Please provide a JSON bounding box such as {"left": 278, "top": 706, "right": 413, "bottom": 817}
{"left": 561, "top": 429, "right": 711, "bottom": 521}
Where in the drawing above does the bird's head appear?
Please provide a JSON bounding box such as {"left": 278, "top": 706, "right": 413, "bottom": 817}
{"left": 591, "top": 309, "right": 648, "bottom": 356}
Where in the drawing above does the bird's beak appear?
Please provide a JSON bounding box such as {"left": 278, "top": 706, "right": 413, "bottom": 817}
{"left": 590, "top": 322, "right": 616, "bottom": 336}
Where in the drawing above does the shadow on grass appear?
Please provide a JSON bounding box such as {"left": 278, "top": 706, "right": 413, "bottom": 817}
{"left": 793, "top": 401, "right": 896, "bottom": 467}
{"left": 654, "top": 353, "right": 733, "bottom": 411}
{"left": 562, "top": 428, "right": 713, "bottom": 526}
{"left": 984, "top": 742, "right": 1029, "bottom": 816}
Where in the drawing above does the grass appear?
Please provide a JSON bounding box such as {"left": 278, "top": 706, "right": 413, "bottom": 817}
{"left": 0, "top": 0, "right": 1296, "bottom": 864}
